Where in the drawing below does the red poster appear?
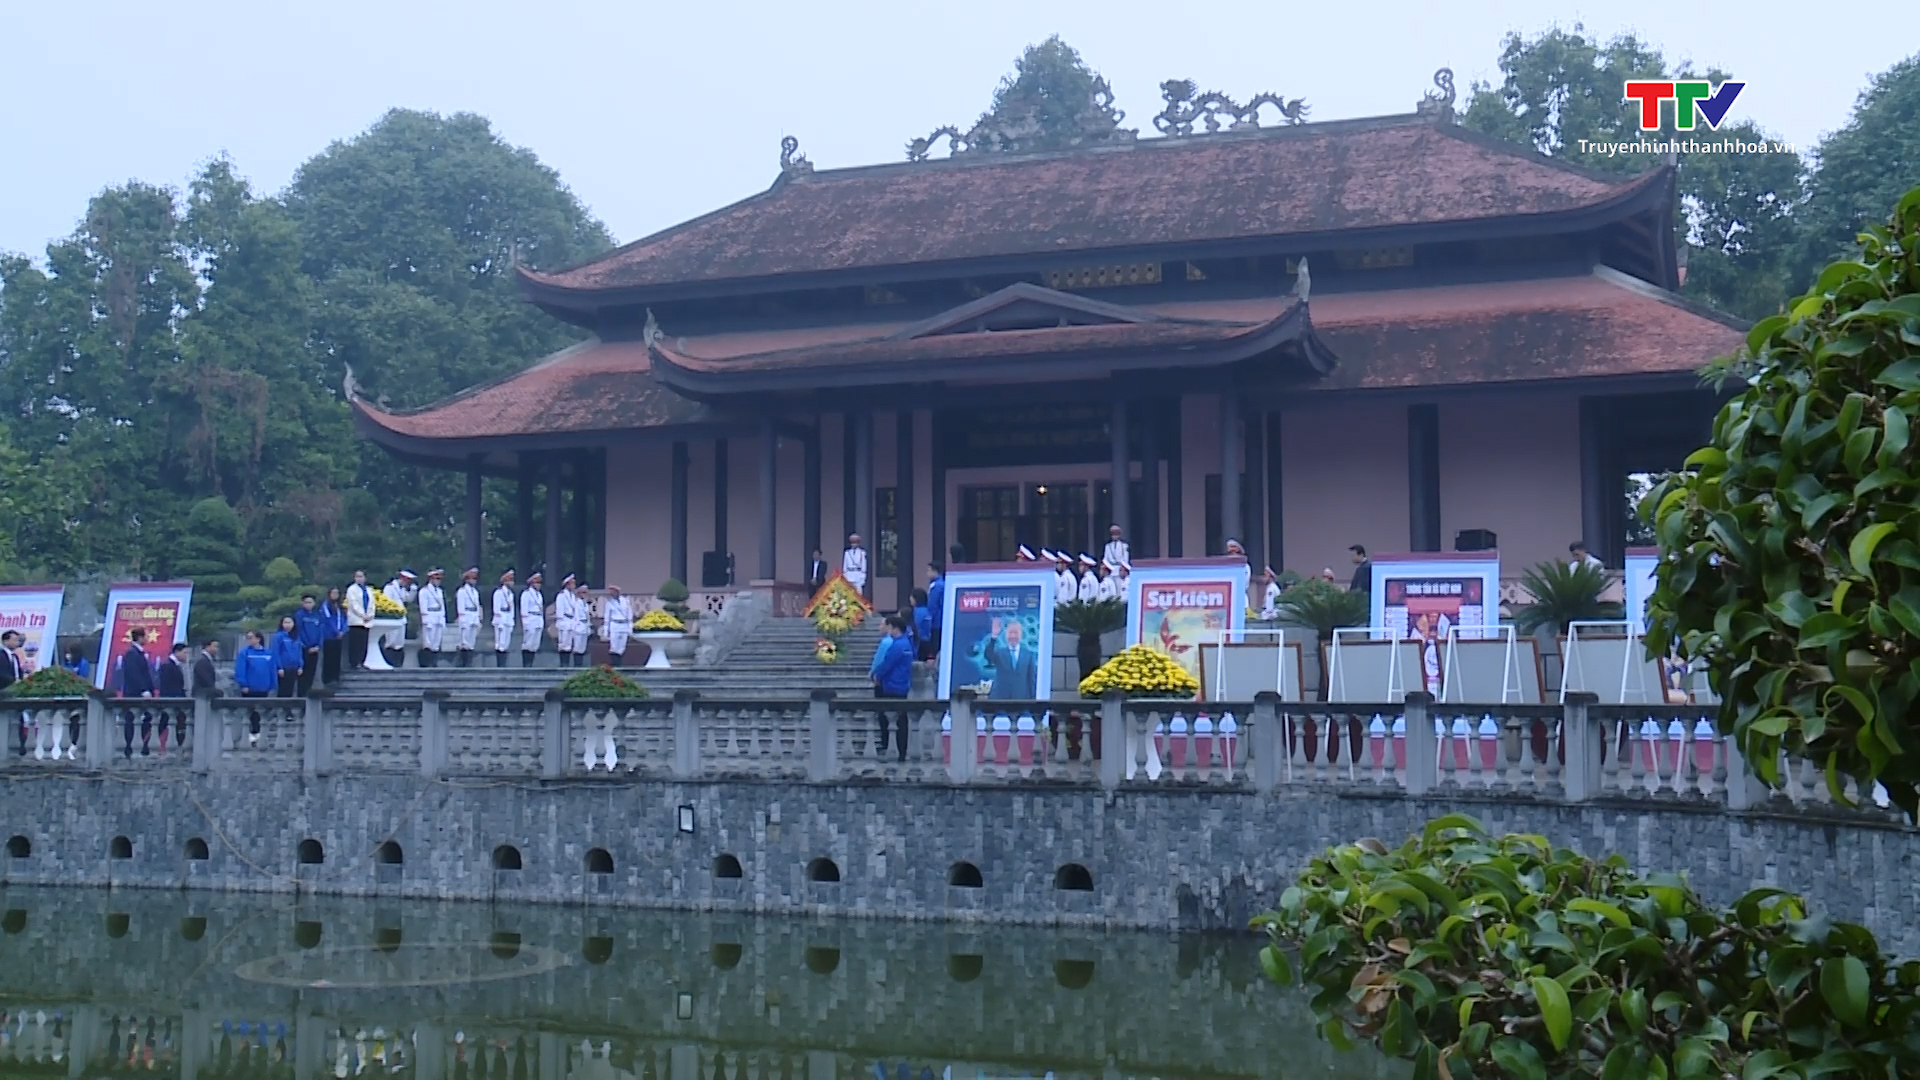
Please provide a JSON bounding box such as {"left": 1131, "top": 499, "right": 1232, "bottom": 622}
{"left": 94, "top": 584, "right": 194, "bottom": 690}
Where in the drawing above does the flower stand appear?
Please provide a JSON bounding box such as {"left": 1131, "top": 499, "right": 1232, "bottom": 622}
{"left": 364, "top": 618, "right": 406, "bottom": 671}
{"left": 636, "top": 631, "right": 682, "bottom": 670}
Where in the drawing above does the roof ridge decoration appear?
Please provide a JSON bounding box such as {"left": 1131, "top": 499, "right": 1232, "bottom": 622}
{"left": 1414, "top": 68, "right": 1456, "bottom": 123}
{"left": 906, "top": 76, "right": 1137, "bottom": 161}
{"left": 778, "top": 136, "right": 814, "bottom": 180}
{"left": 1151, "top": 80, "right": 1309, "bottom": 136}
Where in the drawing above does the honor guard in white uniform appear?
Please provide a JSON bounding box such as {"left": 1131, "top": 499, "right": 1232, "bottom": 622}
{"left": 573, "top": 584, "right": 594, "bottom": 667}
{"left": 1102, "top": 526, "right": 1131, "bottom": 573}
{"left": 1096, "top": 561, "right": 1120, "bottom": 603}
{"left": 842, "top": 534, "right": 868, "bottom": 593}
{"left": 455, "top": 567, "right": 483, "bottom": 666}
{"left": 1016, "top": 545, "right": 1037, "bottom": 562}
{"left": 1113, "top": 560, "right": 1132, "bottom": 609}
{"left": 381, "top": 569, "right": 417, "bottom": 662}
{"left": 1077, "top": 555, "right": 1099, "bottom": 602}
{"left": 490, "top": 569, "right": 518, "bottom": 667}
{"left": 553, "top": 573, "right": 580, "bottom": 668}
{"left": 417, "top": 568, "right": 447, "bottom": 667}
{"left": 519, "top": 571, "right": 546, "bottom": 668}
{"left": 1261, "top": 565, "right": 1284, "bottom": 620}
{"left": 601, "top": 585, "right": 633, "bottom": 666}
{"left": 1050, "top": 552, "right": 1075, "bottom": 609}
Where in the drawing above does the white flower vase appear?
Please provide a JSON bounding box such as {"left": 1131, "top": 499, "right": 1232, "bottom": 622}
{"left": 635, "top": 631, "right": 682, "bottom": 670}
{"left": 364, "top": 618, "right": 406, "bottom": 671}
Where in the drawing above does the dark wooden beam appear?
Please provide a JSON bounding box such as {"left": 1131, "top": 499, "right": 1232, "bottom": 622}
{"left": 1407, "top": 403, "right": 1441, "bottom": 552}
{"left": 669, "top": 441, "right": 689, "bottom": 585}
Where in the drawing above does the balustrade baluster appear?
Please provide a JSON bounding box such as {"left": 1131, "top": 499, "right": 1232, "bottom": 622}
{"left": 1287, "top": 711, "right": 1309, "bottom": 783}
{"left": 1436, "top": 714, "right": 1459, "bottom": 789}
{"left": 1626, "top": 719, "right": 1648, "bottom": 793}
{"left": 1543, "top": 717, "right": 1564, "bottom": 796}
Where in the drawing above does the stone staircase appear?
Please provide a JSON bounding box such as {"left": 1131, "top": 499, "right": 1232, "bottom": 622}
{"left": 329, "top": 618, "right": 889, "bottom": 700}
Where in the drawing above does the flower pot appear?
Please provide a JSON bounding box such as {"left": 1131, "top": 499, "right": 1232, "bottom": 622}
{"left": 635, "top": 632, "right": 682, "bottom": 670}
{"left": 364, "top": 618, "right": 406, "bottom": 671}
{"left": 665, "top": 635, "right": 698, "bottom": 663}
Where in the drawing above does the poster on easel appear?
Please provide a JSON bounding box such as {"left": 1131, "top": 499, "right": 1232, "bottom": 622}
{"left": 1624, "top": 547, "right": 1659, "bottom": 635}
{"left": 937, "top": 565, "right": 1055, "bottom": 700}
{"left": 1125, "top": 559, "right": 1250, "bottom": 687}
{"left": 94, "top": 582, "right": 194, "bottom": 691}
{"left": 1369, "top": 553, "right": 1501, "bottom": 696}
{"left": 0, "top": 585, "right": 66, "bottom": 676}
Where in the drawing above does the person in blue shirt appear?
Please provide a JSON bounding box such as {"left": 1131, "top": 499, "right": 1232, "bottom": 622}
{"left": 319, "top": 587, "right": 348, "bottom": 686}
{"left": 291, "top": 595, "right": 327, "bottom": 696}
{"left": 909, "top": 588, "right": 933, "bottom": 662}
{"left": 868, "top": 615, "right": 915, "bottom": 762}
{"left": 926, "top": 563, "right": 945, "bottom": 655}
{"left": 232, "top": 630, "right": 278, "bottom": 743}
{"left": 268, "top": 616, "right": 305, "bottom": 699}
{"left": 61, "top": 644, "right": 91, "bottom": 680}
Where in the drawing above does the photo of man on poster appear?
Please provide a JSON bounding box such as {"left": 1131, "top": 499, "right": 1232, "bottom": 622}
{"left": 983, "top": 616, "right": 1038, "bottom": 699}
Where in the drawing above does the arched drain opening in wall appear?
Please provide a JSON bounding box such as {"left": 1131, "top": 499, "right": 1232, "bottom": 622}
{"left": 582, "top": 936, "right": 614, "bottom": 965}
{"left": 1054, "top": 863, "right": 1093, "bottom": 891}
{"left": 711, "top": 943, "right": 743, "bottom": 969}
{"left": 105, "top": 913, "right": 130, "bottom": 939}
{"left": 947, "top": 954, "right": 984, "bottom": 982}
{"left": 1, "top": 910, "right": 24, "bottom": 934}
{"left": 180, "top": 917, "right": 207, "bottom": 942}
{"left": 377, "top": 841, "right": 402, "bottom": 865}
{"left": 375, "top": 927, "right": 403, "bottom": 953}
{"left": 1054, "top": 959, "right": 1096, "bottom": 989}
{"left": 5, "top": 836, "right": 27, "bottom": 859}
{"left": 294, "top": 921, "right": 323, "bottom": 949}
{"left": 806, "top": 858, "right": 840, "bottom": 883}
{"left": 490, "top": 931, "right": 521, "bottom": 960}
{"left": 804, "top": 946, "right": 840, "bottom": 975}
{"left": 492, "top": 846, "right": 523, "bottom": 871}
{"left": 948, "top": 862, "right": 983, "bottom": 888}
{"left": 585, "top": 848, "right": 613, "bottom": 874}
{"left": 110, "top": 835, "right": 133, "bottom": 860}
{"left": 713, "top": 854, "right": 743, "bottom": 879}
{"left": 297, "top": 839, "right": 324, "bottom": 865}
{"left": 185, "top": 837, "right": 210, "bottom": 861}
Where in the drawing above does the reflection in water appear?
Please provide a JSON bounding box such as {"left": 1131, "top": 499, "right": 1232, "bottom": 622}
{"left": 0, "top": 886, "right": 1393, "bottom": 1080}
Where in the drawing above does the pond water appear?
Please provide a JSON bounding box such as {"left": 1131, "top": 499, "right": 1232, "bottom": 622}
{"left": 0, "top": 887, "right": 1394, "bottom": 1080}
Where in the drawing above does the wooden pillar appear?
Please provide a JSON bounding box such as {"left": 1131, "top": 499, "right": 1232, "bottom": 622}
{"left": 758, "top": 417, "right": 778, "bottom": 581}
{"left": 1219, "top": 396, "right": 1242, "bottom": 553}
{"left": 1408, "top": 403, "right": 1442, "bottom": 552}
{"left": 590, "top": 453, "right": 607, "bottom": 586}
{"left": 545, "top": 458, "right": 563, "bottom": 599}
{"left": 1243, "top": 409, "right": 1266, "bottom": 570}
{"left": 1579, "top": 397, "right": 1610, "bottom": 566}
{"left": 1166, "top": 406, "right": 1184, "bottom": 557}
{"left": 930, "top": 412, "right": 948, "bottom": 567}
{"left": 669, "top": 441, "right": 689, "bottom": 585}
{"left": 842, "top": 413, "right": 857, "bottom": 542}
{"left": 713, "top": 437, "right": 730, "bottom": 585}
{"left": 852, "top": 411, "right": 872, "bottom": 597}
{"left": 803, "top": 423, "right": 822, "bottom": 568}
{"left": 897, "top": 409, "right": 915, "bottom": 601}
{"left": 464, "top": 458, "right": 483, "bottom": 573}
{"left": 1264, "top": 410, "right": 1285, "bottom": 572}
{"left": 1108, "top": 397, "right": 1130, "bottom": 550}
{"left": 570, "top": 456, "right": 589, "bottom": 581}
{"left": 1139, "top": 405, "right": 1161, "bottom": 558}
{"left": 515, "top": 465, "right": 533, "bottom": 582}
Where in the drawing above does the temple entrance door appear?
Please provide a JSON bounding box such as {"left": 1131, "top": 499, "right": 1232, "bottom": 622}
{"left": 1029, "top": 482, "right": 1089, "bottom": 561}
{"left": 958, "top": 485, "right": 1020, "bottom": 563}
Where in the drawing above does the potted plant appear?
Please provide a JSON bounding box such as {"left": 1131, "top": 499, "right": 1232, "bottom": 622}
{"left": 805, "top": 573, "right": 871, "bottom": 644}
{"left": 556, "top": 665, "right": 650, "bottom": 699}
{"left": 656, "top": 577, "right": 693, "bottom": 620}
{"left": 631, "top": 609, "right": 688, "bottom": 670}
{"left": 1512, "top": 560, "right": 1622, "bottom": 636}
{"left": 1078, "top": 644, "right": 1201, "bottom": 699}
{"left": 1054, "top": 598, "right": 1126, "bottom": 681}
{"left": 365, "top": 589, "right": 408, "bottom": 671}
{"left": 5, "top": 667, "right": 92, "bottom": 761}
{"left": 1272, "top": 577, "right": 1369, "bottom": 699}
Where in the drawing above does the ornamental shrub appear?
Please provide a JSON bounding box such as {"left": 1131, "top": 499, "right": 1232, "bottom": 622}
{"left": 1512, "top": 560, "right": 1622, "bottom": 636}
{"left": 1644, "top": 185, "right": 1920, "bottom": 817}
{"left": 4, "top": 667, "right": 93, "bottom": 698}
{"left": 656, "top": 577, "right": 690, "bottom": 604}
{"left": 1258, "top": 815, "right": 1920, "bottom": 1080}
{"left": 556, "top": 666, "right": 649, "bottom": 700}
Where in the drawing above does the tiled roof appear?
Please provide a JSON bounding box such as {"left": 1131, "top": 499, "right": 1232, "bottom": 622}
{"left": 520, "top": 119, "right": 1664, "bottom": 294}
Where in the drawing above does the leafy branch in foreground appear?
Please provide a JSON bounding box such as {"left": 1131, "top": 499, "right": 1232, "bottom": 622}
{"left": 1257, "top": 816, "right": 1920, "bottom": 1080}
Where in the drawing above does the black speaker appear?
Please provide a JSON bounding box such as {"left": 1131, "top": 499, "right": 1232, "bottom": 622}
{"left": 700, "top": 551, "right": 735, "bottom": 588}
{"left": 1454, "top": 528, "right": 1498, "bottom": 552}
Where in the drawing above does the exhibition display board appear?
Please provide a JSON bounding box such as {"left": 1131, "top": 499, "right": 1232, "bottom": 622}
{"left": 93, "top": 583, "right": 194, "bottom": 691}
{"left": 1624, "top": 546, "right": 1660, "bottom": 635}
{"left": 1368, "top": 553, "right": 1502, "bottom": 696}
{"left": 936, "top": 565, "right": 1056, "bottom": 700}
{"left": 0, "top": 585, "right": 65, "bottom": 675}
{"left": 1124, "top": 559, "right": 1250, "bottom": 687}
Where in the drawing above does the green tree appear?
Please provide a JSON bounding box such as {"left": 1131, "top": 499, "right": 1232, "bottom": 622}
{"left": 1645, "top": 185, "right": 1920, "bottom": 818}
{"left": 969, "top": 36, "right": 1128, "bottom": 153}
{"left": 1792, "top": 54, "right": 1920, "bottom": 285}
{"left": 172, "top": 497, "right": 247, "bottom": 637}
{"left": 1461, "top": 26, "right": 1803, "bottom": 321}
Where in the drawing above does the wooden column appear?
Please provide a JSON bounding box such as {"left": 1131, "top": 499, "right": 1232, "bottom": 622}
{"left": 545, "top": 458, "right": 563, "bottom": 599}
{"left": 852, "top": 411, "right": 872, "bottom": 598}
{"left": 1579, "top": 397, "right": 1611, "bottom": 566}
{"left": 669, "top": 441, "right": 689, "bottom": 585}
{"left": 1265, "top": 410, "right": 1285, "bottom": 572}
{"left": 1139, "top": 405, "right": 1161, "bottom": 558}
{"left": 758, "top": 417, "right": 778, "bottom": 581}
{"left": 842, "top": 413, "right": 857, "bottom": 542}
{"left": 713, "top": 438, "right": 730, "bottom": 585}
{"left": 930, "top": 412, "right": 948, "bottom": 566}
{"left": 464, "top": 458, "right": 483, "bottom": 573}
{"left": 1108, "top": 397, "right": 1130, "bottom": 548}
{"left": 1408, "top": 403, "right": 1442, "bottom": 552}
{"left": 1219, "top": 396, "right": 1242, "bottom": 553}
{"left": 570, "top": 456, "right": 589, "bottom": 581}
{"left": 896, "top": 409, "right": 914, "bottom": 601}
{"left": 803, "top": 422, "right": 821, "bottom": 569}
{"left": 1166, "top": 406, "right": 1184, "bottom": 557}
{"left": 590, "top": 453, "right": 607, "bottom": 586}
{"left": 515, "top": 465, "right": 533, "bottom": 581}
{"left": 1244, "top": 409, "right": 1266, "bottom": 570}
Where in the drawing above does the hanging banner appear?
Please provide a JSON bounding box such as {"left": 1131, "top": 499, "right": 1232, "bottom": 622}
{"left": 1125, "top": 558, "right": 1250, "bottom": 686}
{"left": 937, "top": 565, "right": 1056, "bottom": 700}
{"left": 1624, "top": 547, "right": 1660, "bottom": 636}
{"left": 1370, "top": 553, "right": 1501, "bottom": 696}
{"left": 94, "top": 583, "right": 194, "bottom": 691}
{"left": 0, "top": 585, "right": 65, "bottom": 675}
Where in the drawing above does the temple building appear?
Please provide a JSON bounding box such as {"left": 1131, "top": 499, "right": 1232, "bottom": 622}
{"left": 354, "top": 72, "right": 1744, "bottom": 613}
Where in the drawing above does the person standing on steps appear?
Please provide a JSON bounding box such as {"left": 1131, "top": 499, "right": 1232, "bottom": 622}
{"left": 345, "top": 570, "right": 376, "bottom": 671}
{"left": 232, "top": 630, "right": 277, "bottom": 745}
{"left": 319, "top": 587, "right": 347, "bottom": 686}
{"left": 842, "top": 534, "right": 868, "bottom": 595}
{"left": 157, "top": 642, "right": 189, "bottom": 748}
{"left": 491, "top": 568, "right": 517, "bottom": 667}
{"left": 519, "top": 570, "right": 546, "bottom": 668}
{"left": 868, "top": 614, "right": 914, "bottom": 761}
{"left": 1348, "top": 545, "right": 1373, "bottom": 594}
{"left": 293, "top": 594, "right": 326, "bottom": 694}
{"left": 601, "top": 584, "right": 633, "bottom": 666}
{"left": 566, "top": 580, "right": 593, "bottom": 667}
{"left": 417, "top": 569, "right": 447, "bottom": 668}
{"left": 807, "top": 550, "right": 829, "bottom": 594}
{"left": 455, "top": 568, "right": 483, "bottom": 668}
{"left": 270, "top": 615, "right": 304, "bottom": 699}
{"left": 926, "top": 563, "right": 946, "bottom": 658}
{"left": 553, "top": 573, "right": 581, "bottom": 668}
{"left": 1102, "top": 525, "right": 1130, "bottom": 574}
{"left": 381, "top": 569, "right": 418, "bottom": 667}
{"left": 192, "top": 639, "right": 219, "bottom": 695}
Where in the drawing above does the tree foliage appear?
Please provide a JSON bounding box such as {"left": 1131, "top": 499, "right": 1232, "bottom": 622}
{"left": 972, "top": 36, "right": 1128, "bottom": 152}
{"left": 1793, "top": 56, "right": 1920, "bottom": 286}
{"left": 1644, "top": 185, "right": 1920, "bottom": 818}
{"left": 1259, "top": 816, "right": 1920, "bottom": 1080}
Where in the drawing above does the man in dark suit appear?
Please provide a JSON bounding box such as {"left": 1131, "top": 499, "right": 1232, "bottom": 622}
{"left": 116, "top": 628, "right": 157, "bottom": 759}
{"left": 983, "top": 617, "right": 1038, "bottom": 700}
{"left": 0, "top": 631, "right": 22, "bottom": 690}
{"left": 192, "top": 639, "right": 220, "bottom": 694}
{"left": 156, "top": 642, "right": 190, "bottom": 752}
{"left": 807, "top": 549, "right": 829, "bottom": 593}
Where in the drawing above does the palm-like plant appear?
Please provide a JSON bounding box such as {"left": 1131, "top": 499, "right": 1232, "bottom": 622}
{"left": 1272, "top": 578, "right": 1369, "bottom": 639}
{"left": 1055, "top": 598, "right": 1127, "bottom": 680}
{"left": 1512, "top": 560, "right": 1623, "bottom": 636}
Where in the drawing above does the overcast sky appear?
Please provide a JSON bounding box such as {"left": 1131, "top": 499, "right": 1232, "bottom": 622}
{"left": 1, "top": 0, "right": 1911, "bottom": 261}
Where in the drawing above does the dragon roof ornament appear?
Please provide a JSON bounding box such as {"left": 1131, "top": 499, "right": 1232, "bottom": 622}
{"left": 906, "top": 76, "right": 1136, "bottom": 161}
{"left": 1415, "top": 68, "right": 1456, "bottom": 122}
{"left": 778, "top": 136, "right": 814, "bottom": 180}
{"left": 1151, "top": 80, "right": 1308, "bottom": 136}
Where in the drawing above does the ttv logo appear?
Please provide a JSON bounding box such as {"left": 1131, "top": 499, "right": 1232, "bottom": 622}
{"left": 1623, "top": 80, "right": 1745, "bottom": 131}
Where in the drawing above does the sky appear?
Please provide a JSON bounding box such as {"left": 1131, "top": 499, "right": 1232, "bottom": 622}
{"left": 1, "top": 0, "right": 1913, "bottom": 260}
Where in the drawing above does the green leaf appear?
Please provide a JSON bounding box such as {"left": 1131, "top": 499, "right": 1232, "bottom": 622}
{"left": 1380, "top": 997, "right": 1415, "bottom": 1056}
{"left": 1258, "top": 944, "right": 1292, "bottom": 986}
{"left": 1880, "top": 407, "right": 1912, "bottom": 467}
{"left": 1490, "top": 1037, "right": 1546, "bottom": 1080}
{"left": 1621, "top": 986, "right": 1648, "bottom": 1033}
{"left": 1849, "top": 522, "right": 1898, "bottom": 574}
{"left": 1601, "top": 1046, "right": 1640, "bottom": 1080}
{"left": 1819, "top": 954, "right": 1870, "bottom": 1026}
{"left": 1798, "top": 612, "right": 1856, "bottom": 651}
{"left": 1530, "top": 976, "right": 1572, "bottom": 1052}
{"left": 1876, "top": 357, "right": 1920, "bottom": 392}
{"left": 1742, "top": 1049, "right": 1793, "bottom": 1080}
{"left": 1674, "top": 1038, "right": 1715, "bottom": 1080}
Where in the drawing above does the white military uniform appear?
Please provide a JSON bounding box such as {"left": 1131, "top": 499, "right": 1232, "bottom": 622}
{"left": 519, "top": 585, "right": 545, "bottom": 654}
{"left": 491, "top": 584, "right": 516, "bottom": 655}
{"left": 557, "top": 587, "right": 586, "bottom": 657}
{"left": 1054, "top": 565, "right": 1078, "bottom": 609}
{"left": 601, "top": 594, "right": 633, "bottom": 661}
{"left": 1077, "top": 568, "right": 1099, "bottom": 602}
{"left": 1096, "top": 571, "right": 1120, "bottom": 603}
{"left": 1102, "top": 537, "right": 1131, "bottom": 571}
{"left": 418, "top": 581, "right": 446, "bottom": 653}
{"left": 456, "top": 580, "right": 483, "bottom": 650}
{"left": 381, "top": 578, "right": 416, "bottom": 652}
{"left": 1262, "top": 578, "right": 1283, "bottom": 619}
{"left": 842, "top": 545, "right": 868, "bottom": 592}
